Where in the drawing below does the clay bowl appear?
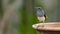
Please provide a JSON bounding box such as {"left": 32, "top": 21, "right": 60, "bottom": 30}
{"left": 32, "top": 22, "right": 60, "bottom": 31}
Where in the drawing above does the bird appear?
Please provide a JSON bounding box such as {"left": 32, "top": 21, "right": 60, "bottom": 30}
{"left": 32, "top": 7, "right": 47, "bottom": 29}
{"left": 36, "top": 7, "right": 47, "bottom": 27}
{"left": 37, "top": 7, "right": 46, "bottom": 22}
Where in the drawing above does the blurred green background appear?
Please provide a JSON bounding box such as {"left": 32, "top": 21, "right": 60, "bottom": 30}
{"left": 0, "top": 0, "right": 60, "bottom": 34}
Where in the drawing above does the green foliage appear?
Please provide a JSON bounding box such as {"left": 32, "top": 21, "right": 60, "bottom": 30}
{"left": 36, "top": 0, "right": 44, "bottom": 8}
{"left": 18, "top": 4, "right": 39, "bottom": 34}
{"left": 0, "top": 0, "right": 3, "bottom": 18}
{"left": 36, "top": 3, "right": 43, "bottom": 7}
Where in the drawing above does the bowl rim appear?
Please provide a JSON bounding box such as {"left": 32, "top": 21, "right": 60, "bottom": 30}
{"left": 32, "top": 22, "right": 60, "bottom": 31}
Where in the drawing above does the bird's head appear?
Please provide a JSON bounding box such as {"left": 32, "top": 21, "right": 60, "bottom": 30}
{"left": 35, "top": 7, "right": 44, "bottom": 17}
{"left": 35, "top": 7, "right": 42, "bottom": 11}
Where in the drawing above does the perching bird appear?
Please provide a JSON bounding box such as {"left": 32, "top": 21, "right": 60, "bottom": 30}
{"left": 32, "top": 7, "right": 47, "bottom": 29}
{"left": 37, "top": 7, "right": 47, "bottom": 27}
{"left": 36, "top": 7, "right": 47, "bottom": 27}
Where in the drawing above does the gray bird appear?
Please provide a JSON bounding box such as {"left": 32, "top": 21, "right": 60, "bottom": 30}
{"left": 32, "top": 7, "right": 47, "bottom": 29}
{"left": 36, "top": 7, "right": 47, "bottom": 27}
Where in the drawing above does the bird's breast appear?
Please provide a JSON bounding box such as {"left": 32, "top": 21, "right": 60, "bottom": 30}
{"left": 37, "top": 16, "right": 45, "bottom": 21}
